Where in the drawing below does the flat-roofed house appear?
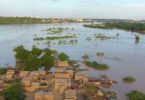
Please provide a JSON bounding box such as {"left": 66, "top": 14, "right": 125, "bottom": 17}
{"left": 31, "top": 82, "right": 40, "bottom": 91}
{"left": 57, "top": 61, "right": 69, "bottom": 68}
{"left": 75, "top": 73, "right": 88, "bottom": 83}
{"left": 6, "top": 70, "right": 15, "bottom": 80}
{"left": 19, "top": 71, "right": 29, "bottom": 78}
{"left": 54, "top": 79, "right": 71, "bottom": 91}
{"left": 21, "top": 77, "right": 33, "bottom": 87}
{"left": 64, "top": 89, "right": 77, "bottom": 100}
{"left": 66, "top": 69, "right": 74, "bottom": 78}
{"left": 34, "top": 91, "right": 54, "bottom": 100}
{"left": 54, "top": 72, "right": 71, "bottom": 79}
{"left": 39, "top": 71, "right": 46, "bottom": 76}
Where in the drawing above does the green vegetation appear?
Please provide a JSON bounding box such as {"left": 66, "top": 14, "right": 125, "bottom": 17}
{"left": 13, "top": 45, "right": 56, "bottom": 71}
{"left": 135, "top": 35, "right": 140, "bottom": 43}
{"left": 42, "top": 27, "right": 74, "bottom": 34}
{"left": 84, "top": 22, "right": 145, "bottom": 34}
{"left": 0, "top": 68, "right": 6, "bottom": 75}
{"left": 123, "top": 76, "right": 136, "bottom": 83}
{"left": 33, "top": 35, "right": 76, "bottom": 41}
{"left": 4, "top": 82, "right": 25, "bottom": 100}
{"left": 85, "top": 61, "right": 109, "bottom": 70}
{"left": 95, "top": 34, "right": 115, "bottom": 40}
{"left": 42, "top": 27, "right": 64, "bottom": 34}
{"left": 58, "top": 52, "right": 69, "bottom": 61}
{"left": 126, "top": 90, "right": 145, "bottom": 100}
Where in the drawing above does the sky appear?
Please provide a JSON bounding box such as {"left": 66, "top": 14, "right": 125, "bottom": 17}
{"left": 0, "top": 0, "right": 145, "bottom": 19}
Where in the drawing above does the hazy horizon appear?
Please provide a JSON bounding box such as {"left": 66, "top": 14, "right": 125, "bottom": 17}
{"left": 0, "top": 0, "right": 145, "bottom": 20}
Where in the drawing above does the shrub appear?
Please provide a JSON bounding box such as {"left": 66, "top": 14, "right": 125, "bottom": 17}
{"left": 123, "top": 76, "right": 136, "bottom": 83}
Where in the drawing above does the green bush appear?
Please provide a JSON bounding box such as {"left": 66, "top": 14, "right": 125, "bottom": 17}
{"left": 4, "top": 83, "right": 25, "bottom": 100}
{"left": 126, "top": 90, "right": 145, "bottom": 100}
{"left": 123, "top": 76, "right": 136, "bottom": 83}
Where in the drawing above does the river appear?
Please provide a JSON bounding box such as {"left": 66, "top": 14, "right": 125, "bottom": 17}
{"left": 0, "top": 23, "right": 145, "bottom": 100}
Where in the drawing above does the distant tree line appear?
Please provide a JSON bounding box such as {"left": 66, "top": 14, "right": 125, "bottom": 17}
{"left": 0, "top": 17, "right": 83, "bottom": 24}
{"left": 0, "top": 17, "right": 47, "bottom": 24}
{"left": 84, "top": 22, "right": 145, "bottom": 34}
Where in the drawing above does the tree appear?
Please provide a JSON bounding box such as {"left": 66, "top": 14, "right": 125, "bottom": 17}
{"left": 31, "top": 45, "right": 42, "bottom": 56}
{"left": 58, "top": 52, "right": 69, "bottom": 61}
{"left": 13, "top": 45, "right": 29, "bottom": 60}
{"left": 40, "top": 55, "right": 55, "bottom": 70}
{"left": 24, "top": 54, "right": 41, "bottom": 71}
{"left": 4, "top": 83, "right": 25, "bottom": 100}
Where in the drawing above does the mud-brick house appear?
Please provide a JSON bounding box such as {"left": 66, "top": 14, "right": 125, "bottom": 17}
{"left": 21, "top": 77, "right": 33, "bottom": 87}
{"left": 34, "top": 91, "right": 54, "bottom": 100}
{"left": 54, "top": 79, "right": 71, "bottom": 93}
{"left": 75, "top": 73, "right": 88, "bottom": 83}
{"left": 5, "top": 70, "right": 15, "bottom": 80}
{"left": 64, "top": 89, "right": 77, "bottom": 100}
{"left": 19, "top": 71, "right": 29, "bottom": 78}
{"left": 57, "top": 60, "right": 70, "bottom": 68}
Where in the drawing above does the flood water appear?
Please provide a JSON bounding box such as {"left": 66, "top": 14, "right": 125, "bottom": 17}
{"left": 0, "top": 23, "right": 145, "bottom": 100}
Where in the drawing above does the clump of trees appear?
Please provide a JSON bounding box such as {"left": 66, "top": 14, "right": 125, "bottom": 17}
{"left": 0, "top": 17, "right": 46, "bottom": 24}
{"left": 4, "top": 82, "right": 25, "bottom": 100}
{"left": 126, "top": 90, "right": 145, "bottom": 100}
{"left": 85, "top": 61, "right": 109, "bottom": 70}
{"left": 13, "top": 45, "right": 57, "bottom": 71}
{"left": 123, "top": 76, "right": 136, "bottom": 83}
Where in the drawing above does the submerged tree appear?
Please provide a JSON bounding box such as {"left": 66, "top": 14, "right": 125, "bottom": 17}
{"left": 126, "top": 90, "right": 145, "bottom": 100}
{"left": 135, "top": 35, "right": 140, "bottom": 44}
{"left": 82, "top": 54, "right": 90, "bottom": 62}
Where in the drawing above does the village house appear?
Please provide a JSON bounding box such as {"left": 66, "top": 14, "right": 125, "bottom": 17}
{"left": 75, "top": 73, "right": 88, "bottom": 83}
{"left": 54, "top": 78, "right": 71, "bottom": 94}
{"left": 57, "top": 60, "right": 69, "bottom": 68}
{"left": 5, "top": 70, "right": 15, "bottom": 80}
{"left": 64, "top": 89, "right": 77, "bottom": 100}
{"left": 19, "top": 71, "right": 29, "bottom": 78}
{"left": 34, "top": 91, "right": 54, "bottom": 100}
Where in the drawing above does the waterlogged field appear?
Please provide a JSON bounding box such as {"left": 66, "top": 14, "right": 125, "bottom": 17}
{"left": 0, "top": 23, "right": 145, "bottom": 100}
